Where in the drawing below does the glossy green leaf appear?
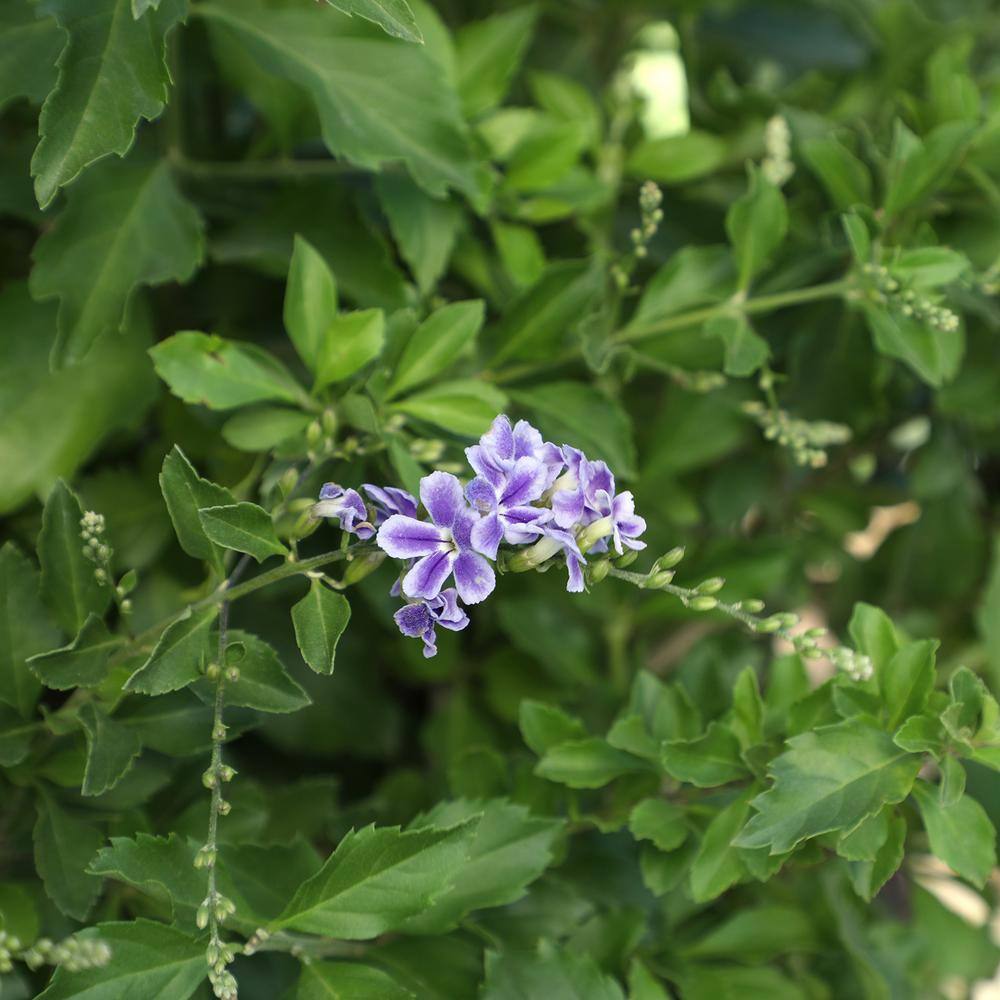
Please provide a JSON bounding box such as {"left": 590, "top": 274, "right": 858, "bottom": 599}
{"left": 628, "top": 798, "right": 688, "bottom": 852}
{"left": 627, "top": 131, "right": 727, "bottom": 184}
{"left": 291, "top": 579, "right": 351, "bottom": 675}
{"left": 284, "top": 234, "right": 338, "bottom": 371}
{"left": 0, "top": 2, "right": 65, "bottom": 110}
{"left": 689, "top": 790, "right": 754, "bottom": 902}
{"left": 518, "top": 700, "right": 587, "bottom": 756}
{"left": 315, "top": 309, "right": 385, "bottom": 388}
{"left": 535, "top": 737, "right": 650, "bottom": 788}
{"left": 801, "top": 136, "right": 872, "bottom": 209}
{"left": 321, "top": 0, "right": 421, "bottom": 44}
{"left": 481, "top": 944, "right": 625, "bottom": 1000}
{"left": 391, "top": 379, "right": 507, "bottom": 437}
{"left": 217, "top": 630, "right": 311, "bottom": 713}
{"left": 880, "top": 639, "right": 937, "bottom": 729}
{"left": 705, "top": 313, "right": 769, "bottom": 377}
{"left": 198, "top": 502, "right": 288, "bottom": 563}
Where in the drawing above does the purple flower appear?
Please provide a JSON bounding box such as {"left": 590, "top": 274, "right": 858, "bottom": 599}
{"left": 394, "top": 588, "right": 469, "bottom": 658}
{"left": 595, "top": 489, "right": 647, "bottom": 555}
{"left": 313, "top": 483, "right": 374, "bottom": 539}
{"left": 465, "top": 457, "right": 550, "bottom": 559}
{"left": 546, "top": 526, "right": 587, "bottom": 592}
{"left": 466, "top": 415, "right": 563, "bottom": 491}
{"left": 551, "top": 457, "right": 615, "bottom": 530}
{"left": 363, "top": 484, "right": 418, "bottom": 523}
{"left": 377, "top": 471, "right": 496, "bottom": 604}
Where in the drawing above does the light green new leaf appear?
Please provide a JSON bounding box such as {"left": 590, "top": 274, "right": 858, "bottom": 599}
{"left": 883, "top": 120, "right": 976, "bottom": 217}
{"left": 0, "top": 542, "right": 60, "bottom": 717}
{"left": 847, "top": 813, "right": 907, "bottom": 901}
{"left": 705, "top": 313, "right": 769, "bottom": 377}
{"left": 801, "top": 136, "right": 872, "bottom": 210}
{"left": 848, "top": 602, "right": 900, "bottom": 673}
{"left": 881, "top": 639, "right": 937, "bottom": 729}
{"left": 79, "top": 702, "right": 142, "bottom": 796}
{"left": 124, "top": 605, "right": 217, "bottom": 695}
{"left": 482, "top": 944, "right": 625, "bottom": 1000}
{"left": 387, "top": 300, "right": 484, "bottom": 399}
{"left": 217, "top": 630, "right": 311, "bottom": 713}
{"left": 455, "top": 6, "right": 537, "bottom": 118}
{"left": 291, "top": 579, "right": 351, "bottom": 675}
{"left": 159, "top": 446, "right": 235, "bottom": 571}
{"left": 535, "top": 737, "right": 651, "bottom": 789}
{"left": 285, "top": 235, "right": 338, "bottom": 371}
{"left": 518, "top": 700, "right": 586, "bottom": 756}
{"left": 315, "top": 309, "right": 385, "bottom": 388}
{"left": 222, "top": 407, "right": 312, "bottom": 452}
{"left": 201, "top": 0, "right": 483, "bottom": 200}
{"left": 630, "top": 245, "right": 734, "bottom": 329}
{"left": 911, "top": 782, "right": 996, "bottom": 888}
{"left": 0, "top": 2, "right": 65, "bottom": 110}
{"left": 321, "top": 0, "right": 422, "bottom": 44}
{"left": 31, "top": 0, "right": 186, "bottom": 208}
{"left": 391, "top": 379, "right": 507, "bottom": 437}
{"left": 273, "top": 820, "right": 478, "bottom": 938}
{"left": 661, "top": 722, "right": 747, "bottom": 788}
{"left": 629, "top": 798, "right": 688, "bottom": 852}
{"left": 837, "top": 808, "right": 891, "bottom": 862}
{"left": 689, "top": 789, "right": 755, "bottom": 903}
{"left": 150, "top": 332, "right": 308, "bottom": 411}
{"left": 35, "top": 920, "right": 207, "bottom": 1000}
{"left": 29, "top": 614, "right": 117, "bottom": 690}
{"left": 33, "top": 790, "right": 103, "bottom": 920}
{"left": 296, "top": 962, "right": 416, "bottom": 1000}
{"left": 862, "top": 302, "right": 964, "bottom": 387}
{"left": 31, "top": 158, "right": 204, "bottom": 367}
{"left": 198, "top": 502, "right": 288, "bottom": 563}
{"left": 725, "top": 166, "right": 788, "bottom": 290}
{"left": 627, "top": 131, "right": 727, "bottom": 184}
{"left": 735, "top": 721, "right": 922, "bottom": 854}
{"left": 38, "top": 480, "right": 112, "bottom": 635}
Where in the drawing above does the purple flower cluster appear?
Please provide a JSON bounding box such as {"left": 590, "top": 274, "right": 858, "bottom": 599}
{"left": 315, "top": 415, "right": 646, "bottom": 657}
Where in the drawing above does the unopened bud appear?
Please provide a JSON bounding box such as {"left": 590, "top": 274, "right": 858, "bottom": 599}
{"left": 756, "top": 616, "right": 783, "bottom": 634}
{"left": 614, "top": 548, "right": 639, "bottom": 568}
{"left": 742, "top": 598, "right": 766, "bottom": 613}
{"left": 647, "top": 569, "right": 674, "bottom": 588}
{"left": 306, "top": 421, "right": 322, "bottom": 446}
{"left": 225, "top": 666, "right": 240, "bottom": 683}
{"left": 196, "top": 902, "right": 211, "bottom": 929}
{"left": 696, "top": 577, "right": 724, "bottom": 595}
{"left": 340, "top": 550, "right": 387, "bottom": 586}
{"left": 206, "top": 662, "right": 222, "bottom": 682}
{"left": 202, "top": 769, "right": 217, "bottom": 789}
{"left": 218, "top": 764, "right": 236, "bottom": 782}
{"left": 217, "top": 798, "right": 231, "bottom": 816}
{"left": 687, "top": 595, "right": 718, "bottom": 611}
{"left": 654, "top": 547, "right": 685, "bottom": 571}
{"left": 194, "top": 845, "right": 216, "bottom": 869}
{"left": 587, "top": 559, "right": 610, "bottom": 585}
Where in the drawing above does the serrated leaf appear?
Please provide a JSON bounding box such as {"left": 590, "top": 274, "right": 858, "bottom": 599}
{"left": 911, "top": 781, "right": 996, "bottom": 888}
{"left": 159, "top": 445, "right": 235, "bottom": 570}
{"left": 78, "top": 702, "right": 142, "bottom": 796}
{"left": 31, "top": 158, "right": 204, "bottom": 366}
{"left": 735, "top": 721, "right": 922, "bottom": 854}
{"left": 391, "top": 379, "right": 507, "bottom": 437}
{"left": 296, "top": 962, "right": 416, "bottom": 1000}
{"left": 482, "top": 944, "right": 625, "bottom": 1000}
{"left": 35, "top": 920, "right": 206, "bottom": 1000}
{"left": 387, "top": 300, "right": 484, "bottom": 399}
{"left": 629, "top": 798, "right": 688, "bottom": 852}
{"left": 31, "top": 0, "right": 186, "bottom": 209}
{"left": 725, "top": 166, "right": 787, "bottom": 290}
{"left": 661, "top": 722, "right": 747, "bottom": 788}
{"left": 29, "top": 614, "right": 117, "bottom": 690}
{"left": 321, "top": 0, "right": 422, "bottom": 44}
{"left": 837, "top": 808, "right": 891, "bottom": 862}
{"left": 689, "top": 789, "right": 753, "bottom": 902}
{"left": 198, "top": 502, "right": 288, "bottom": 563}
{"left": 0, "top": 542, "right": 59, "bottom": 717}
{"left": 315, "top": 309, "right": 385, "bottom": 388}
{"left": 124, "top": 605, "right": 217, "bottom": 695}
{"left": 535, "top": 737, "right": 651, "bottom": 788}
{"left": 213, "top": 630, "right": 310, "bottom": 713}
{"left": 518, "top": 700, "right": 586, "bottom": 756}
{"left": 847, "top": 813, "right": 907, "bottom": 901}
{"left": 273, "top": 820, "right": 478, "bottom": 938}
{"left": 200, "top": 0, "right": 483, "bottom": 200}
{"left": 880, "top": 639, "right": 937, "bottom": 729}
{"left": 285, "top": 234, "right": 338, "bottom": 371}
{"left": 38, "top": 480, "right": 111, "bottom": 635}
{"left": 0, "top": 2, "right": 65, "bottom": 110}
{"left": 150, "top": 331, "right": 308, "bottom": 410}
{"left": 33, "top": 790, "right": 103, "bottom": 920}
{"left": 291, "top": 579, "right": 351, "bottom": 675}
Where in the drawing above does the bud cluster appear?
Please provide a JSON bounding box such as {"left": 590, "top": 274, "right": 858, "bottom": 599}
{"left": 860, "top": 263, "right": 959, "bottom": 332}
{"left": 762, "top": 114, "right": 794, "bottom": 187}
{"left": 80, "top": 511, "right": 113, "bottom": 586}
{"left": 2, "top": 930, "right": 111, "bottom": 973}
{"left": 630, "top": 180, "right": 664, "bottom": 260}
{"left": 829, "top": 645, "right": 874, "bottom": 681}
{"left": 743, "top": 401, "right": 851, "bottom": 468}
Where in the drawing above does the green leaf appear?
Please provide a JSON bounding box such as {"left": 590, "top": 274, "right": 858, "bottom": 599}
{"left": 801, "top": 136, "right": 872, "bottom": 210}
{"left": 402, "top": 798, "right": 562, "bottom": 933}
{"left": 124, "top": 605, "right": 217, "bottom": 695}
{"left": 273, "top": 820, "right": 478, "bottom": 938}
{"left": 0, "top": 707, "right": 37, "bottom": 766}
{"left": 222, "top": 407, "right": 312, "bottom": 452}
{"left": 535, "top": 737, "right": 651, "bottom": 789}
{"left": 391, "top": 379, "right": 507, "bottom": 437}
{"left": 627, "top": 131, "right": 727, "bottom": 184}
{"left": 78, "top": 702, "right": 142, "bottom": 796}
{"left": 681, "top": 904, "right": 817, "bottom": 960}
{"left": 511, "top": 381, "right": 636, "bottom": 479}
{"left": 861, "top": 302, "right": 964, "bottom": 387}
{"left": 661, "top": 722, "right": 747, "bottom": 788}
{"left": 482, "top": 943, "right": 625, "bottom": 1000}
{"left": 0, "top": 542, "right": 59, "bottom": 717}
{"left": 38, "top": 480, "right": 111, "bottom": 635}
{"left": 847, "top": 813, "right": 907, "bottom": 901}
{"left": 33, "top": 790, "right": 103, "bottom": 920}
{"left": 735, "top": 721, "right": 922, "bottom": 854}
{"left": 31, "top": 0, "right": 185, "bottom": 208}
{"left": 528, "top": 71, "right": 602, "bottom": 150}
{"left": 883, "top": 120, "right": 976, "bottom": 217}
{"left": 375, "top": 173, "right": 463, "bottom": 295}
{"left": 216, "top": 630, "right": 311, "bottom": 713}
{"left": 705, "top": 313, "right": 769, "bottom": 377}
{"left": 0, "top": 882, "right": 39, "bottom": 943}
{"left": 284, "top": 235, "right": 338, "bottom": 371}
{"left": 894, "top": 247, "right": 969, "bottom": 289}
{"left": 0, "top": 2, "right": 65, "bottom": 110}
{"left": 29, "top": 614, "right": 117, "bottom": 690}
{"left": 31, "top": 158, "right": 204, "bottom": 366}
{"left": 848, "top": 603, "right": 900, "bottom": 672}
{"left": 315, "top": 309, "right": 385, "bottom": 388}
{"left": 198, "top": 502, "right": 288, "bottom": 563}
{"left": 491, "top": 220, "right": 546, "bottom": 289}
{"left": 159, "top": 446, "right": 235, "bottom": 571}
{"left": 455, "top": 5, "right": 537, "bottom": 118}
{"left": 725, "top": 166, "right": 788, "bottom": 290}
{"left": 387, "top": 300, "right": 484, "bottom": 399}
{"left": 296, "top": 962, "right": 416, "bottom": 1000}
{"left": 291, "top": 580, "right": 351, "bottom": 675}
{"left": 150, "top": 331, "right": 308, "bottom": 410}
{"left": 626, "top": 960, "right": 671, "bottom": 1000}
{"left": 200, "top": 0, "right": 483, "bottom": 201}
{"left": 628, "top": 798, "right": 688, "bottom": 852}
{"left": 35, "top": 920, "right": 207, "bottom": 1000}
{"left": 518, "top": 700, "right": 587, "bottom": 755}
{"left": 880, "top": 639, "right": 937, "bottom": 729}
{"left": 630, "top": 245, "right": 734, "bottom": 329}
{"left": 689, "top": 790, "right": 754, "bottom": 902}
{"left": 321, "top": 0, "right": 422, "bottom": 44}
{"left": 911, "top": 781, "right": 996, "bottom": 888}
{"left": 837, "top": 808, "right": 891, "bottom": 861}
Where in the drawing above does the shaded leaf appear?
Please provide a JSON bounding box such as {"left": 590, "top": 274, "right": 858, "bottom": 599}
{"left": 291, "top": 580, "right": 351, "bottom": 675}
{"left": 78, "top": 702, "right": 142, "bottom": 796}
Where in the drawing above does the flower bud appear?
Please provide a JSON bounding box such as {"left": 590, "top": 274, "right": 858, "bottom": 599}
{"left": 194, "top": 845, "right": 216, "bottom": 869}
{"left": 742, "top": 598, "right": 766, "bottom": 613}
{"left": 687, "top": 595, "right": 718, "bottom": 611}
{"left": 322, "top": 408, "right": 338, "bottom": 435}
{"left": 306, "top": 420, "right": 323, "bottom": 447}
{"left": 340, "top": 550, "right": 386, "bottom": 587}
{"left": 696, "top": 577, "right": 724, "bottom": 595}
{"left": 225, "top": 666, "right": 240, "bottom": 683}
{"left": 647, "top": 570, "right": 674, "bottom": 588}
{"left": 206, "top": 662, "right": 222, "bottom": 682}
{"left": 587, "top": 559, "right": 610, "bottom": 585}
{"left": 217, "top": 798, "right": 232, "bottom": 816}
{"left": 202, "top": 769, "right": 217, "bottom": 789}
{"left": 196, "top": 901, "right": 211, "bottom": 930}
{"left": 218, "top": 764, "right": 236, "bottom": 782}
{"left": 212, "top": 722, "right": 228, "bottom": 742}
{"left": 755, "top": 616, "right": 783, "bottom": 634}
{"left": 654, "top": 547, "right": 685, "bottom": 571}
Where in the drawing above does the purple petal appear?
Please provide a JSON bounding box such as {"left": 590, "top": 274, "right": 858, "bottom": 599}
{"left": 377, "top": 515, "right": 449, "bottom": 559}
{"left": 512, "top": 419, "right": 544, "bottom": 459}
{"left": 466, "top": 445, "right": 505, "bottom": 489}
{"left": 319, "top": 483, "right": 345, "bottom": 501}
{"left": 402, "top": 550, "right": 456, "bottom": 600}
{"left": 420, "top": 471, "right": 464, "bottom": 528}
{"left": 394, "top": 602, "right": 431, "bottom": 638}
{"left": 430, "top": 589, "right": 470, "bottom": 631}
{"left": 481, "top": 414, "right": 514, "bottom": 461}
{"left": 552, "top": 489, "right": 585, "bottom": 529}
{"left": 471, "top": 512, "right": 504, "bottom": 560}
{"left": 500, "top": 457, "right": 547, "bottom": 507}
{"left": 453, "top": 551, "right": 496, "bottom": 604}
{"left": 451, "top": 508, "right": 478, "bottom": 550}
{"left": 465, "top": 477, "right": 497, "bottom": 514}
{"left": 363, "top": 484, "right": 417, "bottom": 520}
{"left": 565, "top": 552, "right": 585, "bottom": 593}
{"left": 582, "top": 460, "right": 615, "bottom": 502}
{"left": 421, "top": 631, "right": 438, "bottom": 657}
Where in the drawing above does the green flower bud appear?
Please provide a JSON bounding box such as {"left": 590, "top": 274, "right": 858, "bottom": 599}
{"left": 688, "top": 595, "right": 718, "bottom": 611}
{"left": 755, "top": 617, "right": 783, "bottom": 634}
{"left": 341, "top": 550, "right": 387, "bottom": 586}
{"left": 218, "top": 764, "right": 236, "bottom": 782}
{"left": 202, "top": 769, "right": 217, "bottom": 789}
{"left": 196, "top": 901, "right": 211, "bottom": 930}
{"left": 587, "top": 559, "right": 610, "bottom": 585}
{"left": 742, "top": 598, "right": 765, "bottom": 613}
{"left": 654, "top": 547, "right": 685, "bottom": 571}
{"left": 696, "top": 576, "right": 724, "bottom": 595}
{"left": 206, "top": 662, "right": 222, "bottom": 682}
